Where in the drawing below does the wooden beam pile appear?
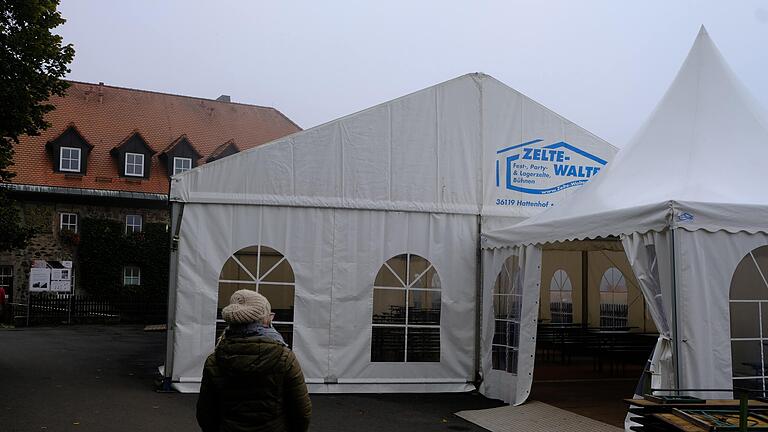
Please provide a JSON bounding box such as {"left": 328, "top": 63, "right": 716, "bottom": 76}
{"left": 625, "top": 396, "right": 768, "bottom": 431}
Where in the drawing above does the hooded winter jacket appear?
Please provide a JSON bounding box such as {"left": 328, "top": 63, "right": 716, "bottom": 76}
{"left": 196, "top": 334, "right": 312, "bottom": 432}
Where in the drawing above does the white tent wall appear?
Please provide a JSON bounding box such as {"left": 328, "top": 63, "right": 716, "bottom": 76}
{"left": 537, "top": 249, "right": 655, "bottom": 332}
{"left": 480, "top": 244, "right": 542, "bottom": 403}
{"left": 621, "top": 229, "right": 768, "bottom": 400}
{"left": 538, "top": 250, "right": 583, "bottom": 324}
{"left": 586, "top": 250, "right": 650, "bottom": 331}
{"left": 172, "top": 204, "right": 335, "bottom": 383}
{"left": 322, "top": 209, "right": 477, "bottom": 392}
{"left": 172, "top": 203, "right": 480, "bottom": 392}
{"left": 674, "top": 230, "right": 768, "bottom": 398}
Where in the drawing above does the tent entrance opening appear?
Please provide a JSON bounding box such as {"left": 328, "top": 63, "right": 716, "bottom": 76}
{"left": 530, "top": 243, "right": 658, "bottom": 427}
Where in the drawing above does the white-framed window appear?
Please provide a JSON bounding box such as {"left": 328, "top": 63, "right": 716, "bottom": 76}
{"left": 125, "top": 214, "right": 142, "bottom": 234}
{"left": 599, "top": 267, "right": 628, "bottom": 328}
{"left": 123, "top": 266, "right": 141, "bottom": 286}
{"left": 125, "top": 152, "right": 145, "bottom": 177}
{"left": 492, "top": 255, "right": 522, "bottom": 373}
{"left": 549, "top": 269, "right": 573, "bottom": 324}
{"left": 730, "top": 245, "right": 768, "bottom": 395}
{"left": 60, "top": 147, "right": 81, "bottom": 172}
{"left": 371, "top": 253, "right": 441, "bottom": 362}
{"left": 173, "top": 157, "right": 192, "bottom": 175}
{"left": 59, "top": 213, "right": 78, "bottom": 233}
{"left": 218, "top": 245, "right": 296, "bottom": 347}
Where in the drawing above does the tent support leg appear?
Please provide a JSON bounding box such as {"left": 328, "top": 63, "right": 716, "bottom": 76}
{"left": 473, "top": 216, "right": 483, "bottom": 388}
{"left": 670, "top": 228, "right": 682, "bottom": 393}
{"left": 581, "top": 250, "right": 588, "bottom": 328}
{"left": 160, "top": 202, "right": 184, "bottom": 392}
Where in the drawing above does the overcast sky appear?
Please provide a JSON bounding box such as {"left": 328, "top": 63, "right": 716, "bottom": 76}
{"left": 57, "top": 1, "right": 768, "bottom": 147}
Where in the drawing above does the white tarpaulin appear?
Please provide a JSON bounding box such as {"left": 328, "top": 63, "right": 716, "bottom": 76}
{"left": 171, "top": 74, "right": 615, "bottom": 218}
{"left": 480, "top": 244, "right": 541, "bottom": 404}
{"left": 165, "top": 73, "right": 616, "bottom": 393}
{"left": 482, "top": 27, "right": 768, "bottom": 404}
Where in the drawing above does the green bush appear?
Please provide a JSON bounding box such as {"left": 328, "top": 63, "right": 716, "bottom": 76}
{"left": 78, "top": 217, "right": 169, "bottom": 301}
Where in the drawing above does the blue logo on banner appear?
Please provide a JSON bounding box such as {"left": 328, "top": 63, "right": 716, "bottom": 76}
{"left": 677, "top": 212, "right": 694, "bottom": 222}
{"left": 495, "top": 139, "right": 608, "bottom": 195}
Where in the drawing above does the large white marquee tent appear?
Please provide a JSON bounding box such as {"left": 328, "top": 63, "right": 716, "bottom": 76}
{"left": 163, "top": 73, "right": 617, "bottom": 394}
{"left": 483, "top": 27, "right": 768, "bottom": 404}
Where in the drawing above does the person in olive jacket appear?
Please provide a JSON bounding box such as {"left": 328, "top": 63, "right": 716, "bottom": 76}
{"left": 197, "top": 289, "right": 312, "bottom": 432}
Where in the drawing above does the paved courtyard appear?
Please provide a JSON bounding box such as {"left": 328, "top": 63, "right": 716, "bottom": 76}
{"left": 0, "top": 325, "right": 503, "bottom": 432}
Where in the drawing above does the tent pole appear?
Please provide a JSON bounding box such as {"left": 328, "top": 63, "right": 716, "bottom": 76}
{"left": 581, "top": 250, "right": 588, "bottom": 329}
{"left": 161, "top": 201, "right": 184, "bottom": 392}
{"left": 670, "top": 227, "right": 682, "bottom": 392}
{"left": 473, "top": 216, "right": 483, "bottom": 388}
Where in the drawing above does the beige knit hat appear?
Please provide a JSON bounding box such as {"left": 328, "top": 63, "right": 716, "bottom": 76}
{"left": 221, "top": 289, "right": 271, "bottom": 324}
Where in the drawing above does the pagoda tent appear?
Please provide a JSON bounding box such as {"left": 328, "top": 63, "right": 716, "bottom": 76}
{"left": 482, "top": 28, "right": 768, "bottom": 404}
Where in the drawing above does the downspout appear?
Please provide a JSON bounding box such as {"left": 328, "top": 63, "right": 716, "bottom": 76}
{"left": 161, "top": 201, "right": 184, "bottom": 391}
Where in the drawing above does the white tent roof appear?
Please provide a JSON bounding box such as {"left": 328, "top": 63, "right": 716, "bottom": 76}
{"left": 483, "top": 27, "right": 768, "bottom": 248}
{"left": 170, "top": 73, "right": 615, "bottom": 218}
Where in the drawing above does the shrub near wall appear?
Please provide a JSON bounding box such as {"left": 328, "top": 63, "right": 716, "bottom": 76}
{"left": 78, "top": 217, "right": 170, "bottom": 302}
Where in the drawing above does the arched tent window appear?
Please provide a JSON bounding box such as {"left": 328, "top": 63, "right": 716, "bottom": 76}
{"left": 218, "top": 245, "right": 296, "bottom": 347}
{"left": 549, "top": 269, "right": 573, "bottom": 324}
{"left": 599, "top": 267, "right": 628, "bottom": 328}
{"left": 371, "top": 253, "right": 441, "bottom": 362}
{"left": 492, "top": 255, "right": 522, "bottom": 373}
{"left": 729, "top": 245, "right": 768, "bottom": 394}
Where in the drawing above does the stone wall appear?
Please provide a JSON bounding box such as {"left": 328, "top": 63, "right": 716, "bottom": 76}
{"left": 0, "top": 199, "right": 168, "bottom": 304}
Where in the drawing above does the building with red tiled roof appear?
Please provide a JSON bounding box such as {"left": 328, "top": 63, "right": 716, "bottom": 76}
{"left": 10, "top": 81, "right": 300, "bottom": 195}
{"left": 0, "top": 81, "right": 300, "bottom": 312}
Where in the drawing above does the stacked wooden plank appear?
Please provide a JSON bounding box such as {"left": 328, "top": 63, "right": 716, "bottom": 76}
{"left": 625, "top": 396, "right": 768, "bottom": 431}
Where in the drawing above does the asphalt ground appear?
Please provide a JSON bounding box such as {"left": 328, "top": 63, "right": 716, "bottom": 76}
{"left": 0, "top": 325, "right": 503, "bottom": 432}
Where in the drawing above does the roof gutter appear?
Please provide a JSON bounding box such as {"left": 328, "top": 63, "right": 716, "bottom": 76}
{"left": 2, "top": 183, "right": 169, "bottom": 202}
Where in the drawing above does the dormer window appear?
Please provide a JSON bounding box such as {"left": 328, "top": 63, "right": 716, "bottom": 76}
{"left": 160, "top": 135, "right": 201, "bottom": 177}
{"left": 60, "top": 147, "right": 81, "bottom": 172}
{"left": 173, "top": 157, "right": 192, "bottom": 175}
{"left": 110, "top": 131, "right": 155, "bottom": 179}
{"left": 46, "top": 124, "right": 93, "bottom": 174}
{"left": 206, "top": 139, "right": 240, "bottom": 163}
{"left": 125, "top": 153, "right": 145, "bottom": 177}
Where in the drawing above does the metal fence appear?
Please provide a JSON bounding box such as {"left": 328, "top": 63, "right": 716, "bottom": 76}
{"left": 5, "top": 294, "right": 167, "bottom": 326}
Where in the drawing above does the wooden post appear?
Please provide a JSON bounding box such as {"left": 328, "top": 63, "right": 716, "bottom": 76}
{"left": 739, "top": 389, "right": 749, "bottom": 432}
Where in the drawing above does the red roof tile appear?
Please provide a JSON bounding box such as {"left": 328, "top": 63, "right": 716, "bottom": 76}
{"left": 11, "top": 81, "right": 301, "bottom": 194}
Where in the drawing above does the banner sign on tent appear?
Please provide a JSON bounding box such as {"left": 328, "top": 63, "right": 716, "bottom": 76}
{"left": 493, "top": 139, "right": 609, "bottom": 210}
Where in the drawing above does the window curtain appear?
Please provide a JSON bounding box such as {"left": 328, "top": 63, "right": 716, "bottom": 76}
{"left": 621, "top": 231, "right": 676, "bottom": 394}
